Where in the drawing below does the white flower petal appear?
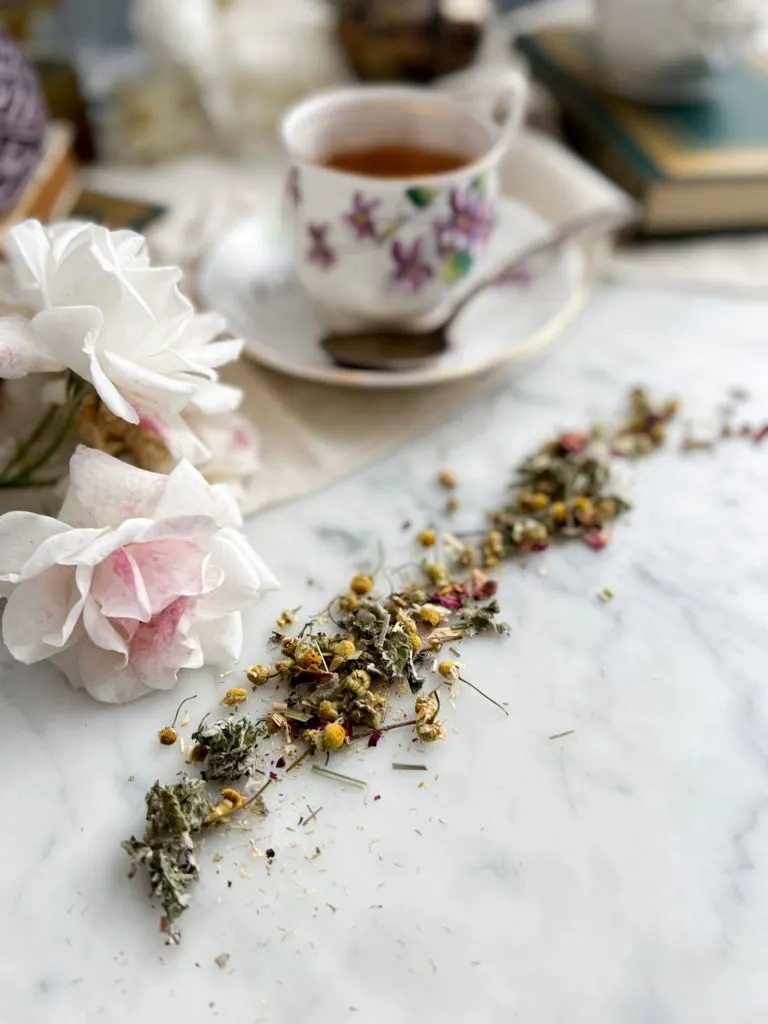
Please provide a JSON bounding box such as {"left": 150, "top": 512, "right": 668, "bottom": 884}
{"left": 0, "top": 316, "right": 61, "bottom": 378}
{"left": 60, "top": 446, "right": 167, "bottom": 528}
{"left": 2, "top": 565, "right": 85, "bottom": 662}
{"left": 83, "top": 594, "right": 129, "bottom": 656}
{"left": 199, "top": 528, "right": 279, "bottom": 617}
{"left": 0, "top": 511, "right": 70, "bottom": 582}
{"left": 190, "top": 380, "right": 243, "bottom": 415}
{"left": 70, "top": 644, "right": 154, "bottom": 703}
{"left": 153, "top": 460, "right": 242, "bottom": 527}
{"left": 195, "top": 611, "right": 243, "bottom": 665}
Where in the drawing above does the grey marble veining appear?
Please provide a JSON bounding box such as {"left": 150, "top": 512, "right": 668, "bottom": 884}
{"left": 2, "top": 283, "right": 768, "bottom": 1024}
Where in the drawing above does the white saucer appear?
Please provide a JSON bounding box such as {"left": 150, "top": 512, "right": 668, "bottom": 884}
{"left": 197, "top": 197, "right": 587, "bottom": 389}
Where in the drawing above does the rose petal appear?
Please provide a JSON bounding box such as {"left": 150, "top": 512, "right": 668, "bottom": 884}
{"left": 3, "top": 565, "right": 85, "bottom": 662}
{"left": 128, "top": 537, "right": 208, "bottom": 615}
{"left": 90, "top": 547, "right": 151, "bottom": 622}
{"left": 68, "top": 643, "right": 154, "bottom": 704}
{"left": 60, "top": 447, "right": 167, "bottom": 528}
{"left": 195, "top": 611, "right": 243, "bottom": 664}
{"left": 0, "top": 512, "right": 70, "bottom": 583}
{"left": 128, "top": 597, "right": 204, "bottom": 687}
{"left": 152, "top": 460, "right": 242, "bottom": 527}
{"left": 83, "top": 595, "right": 129, "bottom": 656}
{"left": 198, "top": 529, "right": 279, "bottom": 617}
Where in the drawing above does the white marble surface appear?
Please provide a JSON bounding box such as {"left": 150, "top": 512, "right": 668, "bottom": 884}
{"left": 2, "top": 283, "right": 768, "bottom": 1024}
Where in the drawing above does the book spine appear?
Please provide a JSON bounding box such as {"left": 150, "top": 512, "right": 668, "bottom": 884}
{"left": 560, "top": 111, "right": 650, "bottom": 207}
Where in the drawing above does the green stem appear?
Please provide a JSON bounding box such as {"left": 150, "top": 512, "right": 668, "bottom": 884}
{"left": 0, "top": 380, "right": 92, "bottom": 489}
{"left": 1, "top": 403, "right": 59, "bottom": 476}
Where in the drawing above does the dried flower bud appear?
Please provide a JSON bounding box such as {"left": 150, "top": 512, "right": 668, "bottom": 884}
{"left": 276, "top": 609, "right": 296, "bottom": 629}
{"left": 415, "top": 690, "right": 440, "bottom": 722}
{"left": 350, "top": 573, "right": 374, "bottom": 595}
{"left": 296, "top": 646, "right": 323, "bottom": 670}
{"left": 416, "top": 720, "right": 446, "bottom": 743}
{"left": 332, "top": 639, "right": 357, "bottom": 659}
{"left": 323, "top": 722, "right": 347, "bottom": 751}
{"left": 438, "top": 469, "right": 457, "bottom": 489}
{"left": 595, "top": 498, "right": 617, "bottom": 520}
{"left": 274, "top": 658, "right": 294, "bottom": 677}
{"left": 221, "top": 688, "right": 248, "bottom": 707}
{"left": 346, "top": 669, "right": 371, "bottom": 695}
{"left": 438, "top": 660, "right": 462, "bottom": 681}
{"left": 517, "top": 490, "right": 550, "bottom": 512}
{"left": 338, "top": 592, "right": 359, "bottom": 611}
{"left": 417, "top": 529, "right": 437, "bottom": 548}
{"left": 205, "top": 787, "right": 245, "bottom": 826}
{"left": 247, "top": 665, "right": 271, "bottom": 687}
{"left": 423, "top": 562, "right": 448, "bottom": 586}
{"left": 318, "top": 700, "right": 339, "bottom": 722}
{"left": 281, "top": 636, "right": 299, "bottom": 656}
{"left": 570, "top": 496, "right": 594, "bottom": 518}
{"left": 418, "top": 605, "right": 442, "bottom": 628}
{"left": 409, "top": 633, "right": 422, "bottom": 651}
{"left": 445, "top": 497, "right": 460, "bottom": 515}
{"left": 303, "top": 729, "right": 324, "bottom": 753}
{"left": 550, "top": 501, "right": 568, "bottom": 523}
{"left": 158, "top": 726, "right": 178, "bottom": 746}
{"left": 482, "top": 530, "right": 504, "bottom": 568}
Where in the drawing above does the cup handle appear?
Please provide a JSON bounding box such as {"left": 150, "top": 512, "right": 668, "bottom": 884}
{"left": 444, "top": 68, "right": 529, "bottom": 162}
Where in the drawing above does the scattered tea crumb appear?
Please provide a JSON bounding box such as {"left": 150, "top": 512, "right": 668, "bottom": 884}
{"left": 445, "top": 497, "right": 460, "bottom": 515}
{"left": 127, "top": 775, "right": 135, "bottom": 783}
{"left": 392, "top": 763, "right": 428, "bottom": 771}
{"left": 549, "top": 730, "right": 575, "bottom": 741}
{"left": 598, "top": 587, "right": 614, "bottom": 603}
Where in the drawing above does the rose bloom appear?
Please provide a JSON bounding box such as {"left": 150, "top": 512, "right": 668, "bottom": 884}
{"left": 0, "top": 446, "right": 278, "bottom": 703}
{"left": 0, "top": 220, "right": 243, "bottom": 462}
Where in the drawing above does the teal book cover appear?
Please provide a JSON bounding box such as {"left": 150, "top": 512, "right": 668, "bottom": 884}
{"left": 516, "top": 27, "right": 768, "bottom": 185}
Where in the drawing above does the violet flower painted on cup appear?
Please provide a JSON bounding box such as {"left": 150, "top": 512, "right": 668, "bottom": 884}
{"left": 307, "top": 223, "right": 336, "bottom": 270}
{"left": 344, "top": 191, "right": 381, "bottom": 241}
{"left": 435, "top": 185, "right": 494, "bottom": 256}
{"left": 391, "top": 238, "right": 434, "bottom": 294}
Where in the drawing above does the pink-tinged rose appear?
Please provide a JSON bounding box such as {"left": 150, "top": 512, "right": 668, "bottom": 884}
{"left": 0, "top": 446, "right": 278, "bottom": 703}
{"left": 0, "top": 220, "right": 244, "bottom": 463}
{"left": 181, "top": 408, "right": 261, "bottom": 502}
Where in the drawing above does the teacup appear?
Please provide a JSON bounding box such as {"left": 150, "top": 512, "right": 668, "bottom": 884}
{"left": 280, "top": 75, "right": 527, "bottom": 329}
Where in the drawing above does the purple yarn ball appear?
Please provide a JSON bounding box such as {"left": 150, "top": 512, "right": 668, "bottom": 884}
{"left": 0, "top": 29, "right": 46, "bottom": 215}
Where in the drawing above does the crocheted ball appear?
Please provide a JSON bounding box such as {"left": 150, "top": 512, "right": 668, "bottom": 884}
{"left": 0, "top": 30, "right": 46, "bottom": 214}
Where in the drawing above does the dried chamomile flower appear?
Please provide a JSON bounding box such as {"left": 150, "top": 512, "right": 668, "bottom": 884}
{"left": 423, "top": 562, "right": 448, "bottom": 586}
{"left": 415, "top": 690, "right": 440, "bottom": 723}
{"left": 277, "top": 609, "right": 297, "bottom": 629}
{"left": 438, "top": 660, "right": 462, "bottom": 681}
{"left": 318, "top": 700, "right": 339, "bottom": 722}
{"left": 417, "top": 529, "right": 437, "bottom": 548}
{"left": 350, "top": 573, "right": 374, "bottom": 596}
{"left": 419, "top": 604, "right": 446, "bottom": 628}
{"left": 247, "top": 665, "right": 271, "bottom": 687}
{"left": 346, "top": 669, "right": 372, "bottom": 695}
{"left": 221, "top": 688, "right": 248, "bottom": 707}
{"left": 295, "top": 645, "right": 324, "bottom": 671}
{"left": 482, "top": 530, "right": 504, "bottom": 568}
{"left": 205, "top": 788, "right": 246, "bottom": 826}
{"left": 332, "top": 639, "right": 357, "bottom": 660}
{"left": 157, "top": 695, "right": 197, "bottom": 747}
{"left": 438, "top": 469, "right": 457, "bottom": 489}
{"left": 338, "top": 592, "right": 359, "bottom": 611}
{"left": 416, "top": 720, "right": 447, "bottom": 743}
{"left": 323, "top": 722, "right": 347, "bottom": 751}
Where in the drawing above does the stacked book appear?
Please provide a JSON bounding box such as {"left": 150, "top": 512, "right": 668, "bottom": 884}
{"left": 516, "top": 26, "right": 768, "bottom": 236}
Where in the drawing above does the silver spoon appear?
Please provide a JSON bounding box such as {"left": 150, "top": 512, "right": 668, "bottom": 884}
{"left": 321, "top": 207, "right": 635, "bottom": 372}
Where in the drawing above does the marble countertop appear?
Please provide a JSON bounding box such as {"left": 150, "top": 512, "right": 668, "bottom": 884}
{"left": 2, "top": 283, "right": 768, "bottom": 1024}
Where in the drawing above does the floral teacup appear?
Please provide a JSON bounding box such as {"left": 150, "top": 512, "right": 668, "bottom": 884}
{"left": 280, "top": 77, "right": 527, "bottom": 329}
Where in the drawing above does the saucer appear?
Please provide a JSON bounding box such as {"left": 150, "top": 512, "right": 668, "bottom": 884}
{"left": 197, "top": 197, "right": 586, "bottom": 389}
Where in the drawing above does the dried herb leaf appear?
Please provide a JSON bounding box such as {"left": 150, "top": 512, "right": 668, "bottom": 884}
{"left": 191, "top": 715, "right": 265, "bottom": 781}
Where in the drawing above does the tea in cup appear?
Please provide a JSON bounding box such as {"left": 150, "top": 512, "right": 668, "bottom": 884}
{"left": 280, "top": 75, "right": 527, "bottom": 328}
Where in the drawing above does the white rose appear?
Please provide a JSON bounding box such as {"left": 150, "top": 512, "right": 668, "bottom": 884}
{"left": 0, "top": 220, "right": 243, "bottom": 463}
{"left": 0, "top": 446, "right": 278, "bottom": 703}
